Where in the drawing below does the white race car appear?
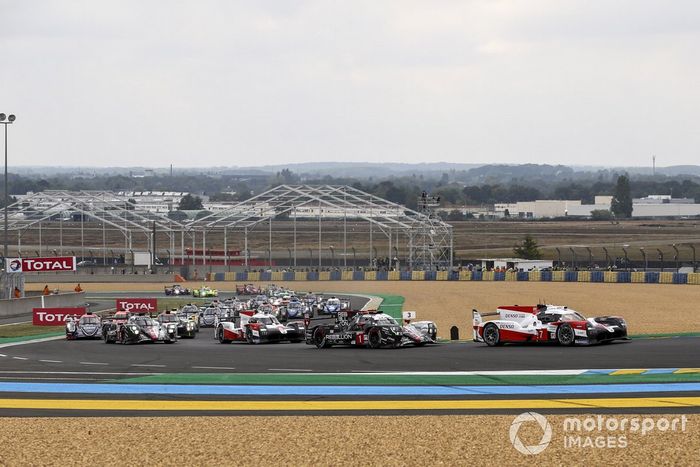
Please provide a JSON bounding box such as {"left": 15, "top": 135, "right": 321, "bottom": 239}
{"left": 472, "top": 304, "right": 629, "bottom": 346}
{"left": 215, "top": 311, "right": 305, "bottom": 344}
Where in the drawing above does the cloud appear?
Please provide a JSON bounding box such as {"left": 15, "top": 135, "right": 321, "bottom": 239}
{"left": 0, "top": 0, "right": 698, "bottom": 167}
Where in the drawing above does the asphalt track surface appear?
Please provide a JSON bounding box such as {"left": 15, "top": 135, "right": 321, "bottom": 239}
{"left": 2, "top": 291, "right": 699, "bottom": 416}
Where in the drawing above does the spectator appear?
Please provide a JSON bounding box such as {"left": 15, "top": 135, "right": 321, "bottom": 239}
{"left": 43, "top": 285, "right": 51, "bottom": 295}
{"left": 13, "top": 287, "right": 21, "bottom": 299}
{"left": 74, "top": 283, "right": 83, "bottom": 293}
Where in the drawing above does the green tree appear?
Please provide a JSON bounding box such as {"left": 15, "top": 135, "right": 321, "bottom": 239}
{"left": 513, "top": 234, "right": 542, "bottom": 259}
{"left": 610, "top": 175, "right": 633, "bottom": 218}
{"left": 178, "top": 194, "right": 203, "bottom": 210}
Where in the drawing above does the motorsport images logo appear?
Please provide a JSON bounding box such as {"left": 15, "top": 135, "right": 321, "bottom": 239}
{"left": 509, "top": 412, "right": 553, "bottom": 455}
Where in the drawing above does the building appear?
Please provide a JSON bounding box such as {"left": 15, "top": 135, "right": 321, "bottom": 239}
{"left": 478, "top": 258, "right": 553, "bottom": 271}
{"left": 494, "top": 195, "right": 700, "bottom": 219}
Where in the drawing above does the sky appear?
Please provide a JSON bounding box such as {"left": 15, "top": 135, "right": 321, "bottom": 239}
{"left": 1, "top": 0, "right": 699, "bottom": 168}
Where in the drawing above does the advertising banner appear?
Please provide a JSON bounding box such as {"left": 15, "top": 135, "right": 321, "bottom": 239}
{"left": 33, "top": 307, "right": 86, "bottom": 325}
{"left": 7, "top": 257, "right": 77, "bottom": 273}
{"left": 116, "top": 298, "right": 158, "bottom": 313}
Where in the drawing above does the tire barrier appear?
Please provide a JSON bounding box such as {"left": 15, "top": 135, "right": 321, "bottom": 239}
{"left": 206, "top": 270, "right": 700, "bottom": 284}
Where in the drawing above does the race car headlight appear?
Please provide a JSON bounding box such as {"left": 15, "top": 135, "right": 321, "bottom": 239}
{"left": 619, "top": 319, "right": 626, "bottom": 327}
{"left": 129, "top": 325, "right": 139, "bottom": 331}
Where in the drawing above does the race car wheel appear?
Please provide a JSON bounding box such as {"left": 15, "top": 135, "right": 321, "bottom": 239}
{"left": 312, "top": 327, "right": 329, "bottom": 348}
{"left": 246, "top": 328, "right": 256, "bottom": 345}
{"left": 557, "top": 323, "right": 576, "bottom": 346}
{"left": 482, "top": 323, "right": 500, "bottom": 347}
{"left": 217, "top": 326, "right": 231, "bottom": 344}
{"left": 119, "top": 330, "right": 127, "bottom": 345}
{"left": 368, "top": 327, "right": 382, "bottom": 349}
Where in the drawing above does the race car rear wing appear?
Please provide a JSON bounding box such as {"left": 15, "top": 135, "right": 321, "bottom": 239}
{"left": 472, "top": 309, "right": 499, "bottom": 341}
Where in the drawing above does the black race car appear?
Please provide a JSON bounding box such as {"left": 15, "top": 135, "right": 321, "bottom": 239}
{"left": 103, "top": 315, "right": 177, "bottom": 344}
{"left": 306, "top": 310, "right": 403, "bottom": 349}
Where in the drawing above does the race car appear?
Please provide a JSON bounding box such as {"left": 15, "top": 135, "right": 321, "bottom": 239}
{"left": 164, "top": 284, "right": 190, "bottom": 296}
{"left": 158, "top": 310, "right": 196, "bottom": 338}
{"left": 103, "top": 315, "right": 177, "bottom": 344}
{"left": 253, "top": 295, "right": 269, "bottom": 308}
{"left": 472, "top": 304, "right": 629, "bottom": 346}
{"left": 65, "top": 312, "right": 102, "bottom": 340}
{"left": 284, "top": 299, "right": 310, "bottom": 320}
{"left": 320, "top": 296, "right": 348, "bottom": 315}
{"left": 306, "top": 310, "right": 403, "bottom": 349}
{"left": 215, "top": 311, "right": 305, "bottom": 344}
{"left": 179, "top": 304, "right": 201, "bottom": 331}
{"left": 199, "top": 306, "right": 220, "bottom": 327}
{"left": 402, "top": 321, "right": 439, "bottom": 346}
{"left": 101, "top": 311, "right": 131, "bottom": 338}
{"left": 193, "top": 285, "right": 218, "bottom": 298}
{"left": 235, "top": 283, "right": 260, "bottom": 295}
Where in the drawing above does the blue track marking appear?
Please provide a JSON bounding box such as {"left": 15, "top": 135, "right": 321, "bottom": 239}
{"left": 1, "top": 382, "right": 700, "bottom": 396}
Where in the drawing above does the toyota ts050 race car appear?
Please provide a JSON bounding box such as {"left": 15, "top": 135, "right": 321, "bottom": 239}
{"left": 65, "top": 312, "right": 102, "bottom": 340}
{"left": 215, "top": 311, "right": 305, "bottom": 344}
{"left": 103, "top": 315, "right": 177, "bottom": 344}
{"left": 158, "top": 310, "right": 196, "bottom": 338}
{"left": 164, "top": 284, "right": 190, "bottom": 296}
{"left": 306, "top": 310, "right": 404, "bottom": 349}
{"left": 472, "top": 304, "right": 629, "bottom": 346}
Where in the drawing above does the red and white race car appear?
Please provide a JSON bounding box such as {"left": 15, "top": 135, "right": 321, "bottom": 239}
{"left": 472, "top": 304, "right": 629, "bottom": 346}
{"left": 215, "top": 310, "right": 305, "bottom": 344}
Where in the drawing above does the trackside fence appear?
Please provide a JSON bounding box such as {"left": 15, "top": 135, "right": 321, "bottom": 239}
{"left": 206, "top": 270, "right": 700, "bottom": 285}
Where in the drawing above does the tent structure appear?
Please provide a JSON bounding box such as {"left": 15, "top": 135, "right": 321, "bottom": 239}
{"left": 2, "top": 185, "right": 453, "bottom": 269}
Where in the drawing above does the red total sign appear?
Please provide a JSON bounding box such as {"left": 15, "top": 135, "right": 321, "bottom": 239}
{"left": 33, "top": 307, "right": 86, "bottom": 326}
{"left": 8, "top": 256, "right": 76, "bottom": 273}
{"left": 116, "top": 298, "right": 158, "bottom": 313}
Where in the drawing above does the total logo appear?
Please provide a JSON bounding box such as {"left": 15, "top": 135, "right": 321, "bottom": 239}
{"left": 9, "top": 259, "right": 22, "bottom": 272}
{"left": 116, "top": 299, "right": 157, "bottom": 312}
{"left": 33, "top": 307, "right": 86, "bottom": 326}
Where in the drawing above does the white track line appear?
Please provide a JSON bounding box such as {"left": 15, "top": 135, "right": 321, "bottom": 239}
{"left": 131, "top": 364, "right": 166, "bottom": 368}
{"left": 11, "top": 357, "right": 28, "bottom": 360}
{"left": 0, "top": 336, "right": 64, "bottom": 349}
{"left": 79, "top": 362, "right": 109, "bottom": 366}
{"left": 38, "top": 359, "right": 63, "bottom": 363}
{"left": 267, "top": 368, "right": 313, "bottom": 372}
{"left": 191, "top": 366, "right": 236, "bottom": 370}
{"left": 0, "top": 354, "right": 6, "bottom": 357}
{"left": 0, "top": 371, "right": 163, "bottom": 376}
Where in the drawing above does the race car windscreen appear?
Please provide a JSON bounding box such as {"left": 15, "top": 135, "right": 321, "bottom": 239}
{"left": 80, "top": 316, "right": 100, "bottom": 324}
{"left": 559, "top": 312, "right": 587, "bottom": 321}
{"left": 160, "top": 314, "right": 178, "bottom": 322}
{"left": 134, "top": 317, "right": 157, "bottom": 326}
{"left": 372, "top": 315, "right": 399, "bottom": 325}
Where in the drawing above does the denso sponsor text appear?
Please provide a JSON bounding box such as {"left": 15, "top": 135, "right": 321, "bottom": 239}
{"left": 116, "top": 298, "right": 157, "bottom": 312}
{"left": 33, "top": 307, "right": 86, "bottom": 325}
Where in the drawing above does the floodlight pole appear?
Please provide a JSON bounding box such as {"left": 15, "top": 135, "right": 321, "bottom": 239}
{"left": 2, "top": 114, "right": 16, "bottom": 262}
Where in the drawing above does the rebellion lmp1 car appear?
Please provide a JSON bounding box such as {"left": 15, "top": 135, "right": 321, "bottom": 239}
{"left": 215, "top": 311, "right": 305, "bottom": 344}
{"left": 65, "top": 312, "right": 102, "bottom": 340}
{"left": 472, "top": 304, "right": 629, "bottom": 346}
{"left": 306, "top": 310, "right": 404, "bottom": 348}
{"left": 103, "top": 315, "right": 177, "bottom": 344}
